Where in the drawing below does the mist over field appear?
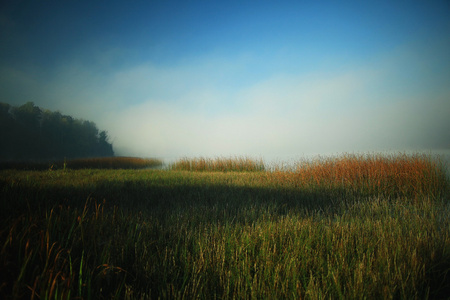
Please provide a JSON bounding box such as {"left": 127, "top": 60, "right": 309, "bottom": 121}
{"left": 2, "top": 2, "right": 450, "bottom": 298}
{"left": 1, "top": 1, "right": 449, "bottom": 161}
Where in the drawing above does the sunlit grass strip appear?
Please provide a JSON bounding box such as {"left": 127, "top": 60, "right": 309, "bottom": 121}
{"left": 65, "top": 157, "right": 163, "bottom": 169}
{"left": 169, "top": 156, "right": 266, "bottom": 172}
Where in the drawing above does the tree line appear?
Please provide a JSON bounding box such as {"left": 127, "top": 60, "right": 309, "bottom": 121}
{"left": 0, "top": 102, "right": 114, "bottom": 160}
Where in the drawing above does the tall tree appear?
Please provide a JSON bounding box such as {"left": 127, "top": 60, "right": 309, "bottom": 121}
{"left": 0, "top": 102, "right": 114, "bottom": 160}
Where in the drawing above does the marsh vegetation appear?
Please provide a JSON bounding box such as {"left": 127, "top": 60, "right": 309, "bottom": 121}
{"left": 0, "top": 153, "right": 448, "bottom": 299}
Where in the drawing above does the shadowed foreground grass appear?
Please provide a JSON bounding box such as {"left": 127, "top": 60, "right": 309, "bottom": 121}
{"left": 0, "top": 153, "right": 448, "bottom": 299}
{"left": 0, "top": 156, "right": 163, "bottom": 170}
{"left": 64, "top": 157, "right": 163, "bottom": 170}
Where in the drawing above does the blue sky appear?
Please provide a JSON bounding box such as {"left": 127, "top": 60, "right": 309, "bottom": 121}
{"left": 1, "top": 0, "right": 449, "bottom": 160}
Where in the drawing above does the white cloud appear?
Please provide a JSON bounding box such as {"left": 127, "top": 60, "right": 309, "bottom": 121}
{"left": 100, "top": 53, "right": 450, "bottom": 161}
{"left": 2, "top": 37, "right": 449, "bottom": 162}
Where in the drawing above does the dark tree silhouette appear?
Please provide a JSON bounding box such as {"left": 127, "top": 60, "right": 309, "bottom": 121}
{"left": 0, "top": 102, "right": 114, "bottom": 160}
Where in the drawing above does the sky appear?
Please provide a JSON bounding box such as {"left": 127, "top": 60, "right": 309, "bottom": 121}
{"left": 1, "top": 0, "right": 449, "bottom": 162}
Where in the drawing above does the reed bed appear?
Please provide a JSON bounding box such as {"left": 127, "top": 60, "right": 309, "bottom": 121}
{"left": 169, "top": 156, "right": 265, "bottom": 172}
{"left": 269, "top": 153, "right": 448, "bottom": 199}
{"left": 0, "top": 153, "right": 448, "bottom": 299}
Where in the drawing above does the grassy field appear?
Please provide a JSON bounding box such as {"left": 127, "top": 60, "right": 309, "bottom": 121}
{"left": 0, "top": 154, "right": 449, "bottom": 299}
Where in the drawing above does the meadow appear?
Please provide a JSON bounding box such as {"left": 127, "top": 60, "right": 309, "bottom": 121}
{"left": 0, "top": 153, "right": 449, "bottom": 299}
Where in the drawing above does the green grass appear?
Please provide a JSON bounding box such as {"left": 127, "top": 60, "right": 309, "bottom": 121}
{"left": 0, "top": 153, "right": 449, "bottom": 299}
